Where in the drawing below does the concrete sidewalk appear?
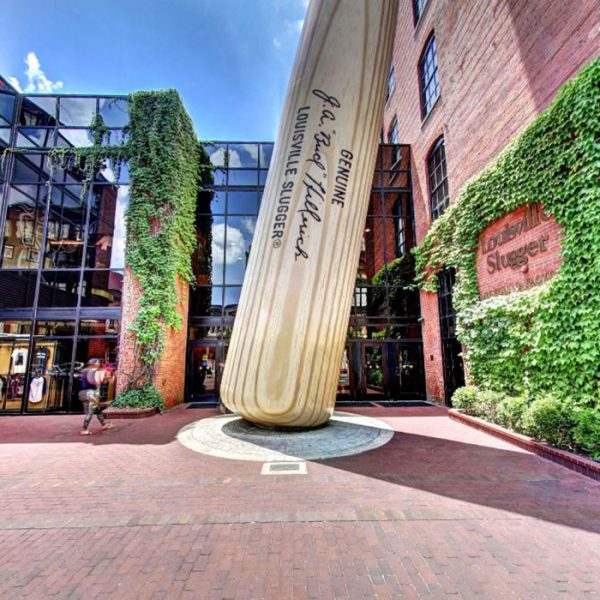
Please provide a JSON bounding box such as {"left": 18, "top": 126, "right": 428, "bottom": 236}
{"left": 0, "top": 405, "right": 598, "bottom": 599}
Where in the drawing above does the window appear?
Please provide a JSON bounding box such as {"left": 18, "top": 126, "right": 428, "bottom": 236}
{"left": 413, "top": 0, "right": 428, "bottom": 25}
{"left": 388, "top": 117, "right": 400, "bottom": 164}
{"left": 393, "top": 198, "right": 405, "bottom": 257}
{"left": 428, "top": 137, "right": 449, "bottom": 221}
{"left": 386, "top": 66, "right": 395, "bottom": 102}
{"left": 419, "top": 33, "right": 440, "bottom": 117}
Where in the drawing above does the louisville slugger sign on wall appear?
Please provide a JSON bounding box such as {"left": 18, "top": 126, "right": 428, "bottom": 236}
{"left": 221, "top": 0, "right": 399, "bottom": 427}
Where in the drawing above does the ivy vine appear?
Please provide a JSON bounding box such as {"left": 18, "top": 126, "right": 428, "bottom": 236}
{"left": 414, "top": 56, "right": 600, "bottom": 405}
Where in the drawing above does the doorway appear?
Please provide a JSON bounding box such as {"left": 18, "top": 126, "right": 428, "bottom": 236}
{"left": 348, "top": 341, "right": 425, "bottom": 401}
{"left": 187, "top": 342, "right": 228, "bottom": 402}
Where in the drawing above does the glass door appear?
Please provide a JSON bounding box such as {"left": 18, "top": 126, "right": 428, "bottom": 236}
{"left": 188, "top": 341, "right": 226, "bottom": 402}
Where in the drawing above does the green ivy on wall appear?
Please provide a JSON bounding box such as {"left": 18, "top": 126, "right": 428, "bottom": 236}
{"left": 414, "top": 56, "right": 600, "bottom": 405}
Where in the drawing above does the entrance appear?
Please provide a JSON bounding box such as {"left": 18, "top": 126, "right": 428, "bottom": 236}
{"left": 347, "top": 341, "right": 425, "bottom": 401}
{"left": 187, "top": 342, "right": 227, "bottom": 402}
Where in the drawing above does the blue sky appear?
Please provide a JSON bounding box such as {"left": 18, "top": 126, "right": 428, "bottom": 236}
{"left": 1, "top": 0, "right": 308, "bottom": 141}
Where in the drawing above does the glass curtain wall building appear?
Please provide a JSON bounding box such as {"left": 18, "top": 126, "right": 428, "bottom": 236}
{"left": 187, "top": 142, "right": 425, "bottom": 403}
{"left": 0, "top": 81, "right": 425, "bottom": 414}
{"left": 0, "top": 78, "right": 127, "bottom": 413}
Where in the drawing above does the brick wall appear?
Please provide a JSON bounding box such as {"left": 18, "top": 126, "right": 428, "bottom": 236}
{"left": 385, "top": 0, "right": 599, "bottom": 401}
{"left": 116, "top": 268, "right": 189, "bottom": 408}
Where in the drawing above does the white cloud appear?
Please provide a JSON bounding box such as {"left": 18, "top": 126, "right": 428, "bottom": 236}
{"left": 212, "top": 223, "right": 247, "bottom": 264}
{"left": 285, "top": 19, "right": 304, "bottom": 34}
{"left": 9, "top": 52, "right": 64, "bottom": 94}
{"left": 7, "top": 77, "right": 22, "bottom": 92}
{"left": 209, "top": 147, "right": 241, "bottom": 168}
{"left": 272, "top": 37, "right": 281, "bottom": 48}
{"left": 241, "top": 217, "right": 256, "bottom": 236}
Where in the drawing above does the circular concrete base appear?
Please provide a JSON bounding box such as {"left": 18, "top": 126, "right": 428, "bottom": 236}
{"left": 176, "top": 412, "right": 394, "bottom": 461}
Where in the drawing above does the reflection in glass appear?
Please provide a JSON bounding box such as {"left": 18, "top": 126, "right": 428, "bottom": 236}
{"left": 228, "top": 170, "right": 257, "bottom": 186}
{"left": 58, "top": 97, "right": 96, "bottom": 126}
{"left": 16, "top": 127, "right": 53, "bottom": 148}
{"left": 57, "top": 128, "right": 94, "bottom": 148}
{"left": 27, "top": 338, "right": 74, "bottom": 411}
{"left": 224, "top": 216, "right": 254, "bottom": 285}
{"left": 190, "top": 287, "right": 223, "bottom": 316}
{"left": 227, "top": 190, "right": 258, "bottom": 214}
{"left": 38, "top": 271, "right": 81, "bottom": 307}
{"left": 80, "top": 270, "right": 123, "bottom": 307}
{"left": 259, "top": 144, "right": 274, "bottom": 168}
{"left": 0, "top": 92, "right": 15, "bottom": 124}
{"left": 227, "top": 144, "right": 259, "bottom": 168}
{"left": 223, "top": 287, "right": 241, "bottom": 316}
{"left": 98, "top": 98, "right": 129, "bottom": 127}
{"left": 0, "top": 271, "right": 37, "bottom": 306}
{"left": 0, "top": 336, "right": 31, "bottom": 411}
{"left": 1, "top": 186, "right": 46, "bottom": 269}
{"left": 44, "top": 186, "right": 87, "bottom": 269}
{"left": 78, "top": 319, "right": 120, "bottom": 336}
{"left": 21, "top": 97, "right": 57, "bottom": 125}
{"left": 208, "top": 216, "right": 226, "bottom": 285}
{"left": 87, "top": 185, "right": 128, "bottom": 269}
{"left": 206, "top": 143, "right": 227, "bottom": 167}
{"left": 34, "top": 320, "right": 76, "bottom": 336}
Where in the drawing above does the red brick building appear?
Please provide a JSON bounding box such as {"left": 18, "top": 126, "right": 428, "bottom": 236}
{"left": 383, "top": 0, "right": 599, "bottom": 403}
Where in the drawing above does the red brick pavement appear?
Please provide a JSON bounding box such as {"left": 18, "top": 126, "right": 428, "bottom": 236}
{"left": 0, "top": 406, "right": 598, "bottom": 599}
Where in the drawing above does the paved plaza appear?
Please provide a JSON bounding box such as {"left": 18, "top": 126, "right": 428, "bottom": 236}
{"left": 1, "top": 405, "right": 599, "bottom": 599}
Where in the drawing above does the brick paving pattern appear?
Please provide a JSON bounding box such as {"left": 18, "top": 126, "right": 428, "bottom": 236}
{"left": 0, "top": 406, "right": 599, "bottom": 599}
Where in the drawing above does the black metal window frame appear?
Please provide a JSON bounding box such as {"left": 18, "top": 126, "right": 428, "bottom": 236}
{"left": 419, "top": 32, "right": 440, "bottom": 118}
{"left": 427, "top": 136, "right": 449, "bottom": 221}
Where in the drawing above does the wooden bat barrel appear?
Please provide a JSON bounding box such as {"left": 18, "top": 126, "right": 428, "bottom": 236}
{"left": 220, "top": 0, "right": 399, "bottom": 427}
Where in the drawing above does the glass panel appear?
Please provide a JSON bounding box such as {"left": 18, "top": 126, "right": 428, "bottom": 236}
{"left": 212, "top": 170, "right": 226, "bottom": 186}
{"left": 56, "top": 128, "right": 94, "bottom": 148}
{"left": 224, "top": 216, "right": 255, "bottom": 284}
{"left": 80, "top": 270, "right": 124, "bottom": 307}
{"left": 72, "top": 338, "right": 118, "bottom": 411}
{"left": 98, "top": 98, "right": 129, "bottom": 127}
{"left": 44, "top": 186, "right": 87, "bottom": 269}
{"left": 206, "top": 143, "right": 227, "bottom": 167}
{"left": 189, "top": 344, "right": 218, "bottom": 395}
{"left": 227, "top": 144, "right": 259, "bottom": 168}
{"left": 198, "top": 190, "right": 223, "bottom": 214}
{"left": 58, "top": 97, "right": 96, "bottom": 126}
{"left": 21, "top": 97, "right": 57, "bottom": 125}
{"left": 347, "top": 322, "right": 387, "bottom": 339}
{"left": 38, "top": 271, "right": 81, "bottom": 307}
{"left": 12, "top": 154, "right": 48, "bottom": 183}
{"left": 16, "top": 127, "right": 54, "bottom": 148}
{"left": 78, "top": 318, "right": 120, "bottom": 336}
{"left": 190, "top": 286, "right": 222, "bottom": 317}
{"left": 208, "top": 215, "right": 226, "bottom": 285}
{"left": 227, "top": 190, "right": 259, "bottom": 214}
{"left": 0, "top": 338, "right": 30, "bottom": 411}
{"left": 227, "top": 169, "right": 257, "bottom": 186}
{"left": 1, "top": 186, "right": 46, "bottom": 269}
{"left": 87, "top": 184, "right": 128, "bottom": 269}
{"left": 0, "top": 271, "right": 37, "bottom": 307}
{"left": 0, "top": 128, "right": 11, "bottom": 144}
{"left": 34, "top": 320, "right": 76, "bottom": 336}
{"left": 27, "top": 338, "right": 73, "bottom": 412}
{"left": 0, "top": 319, "right": 32, "bottom": 335}
{"left": 259, "top": 144, "right": 274, "bottom": 168}
{"left": 223, "top": 286, "right": 241, "bottom": 316}
{"left": 97, "top": 159, "right": 129, "bottom": 184}
{"left": 258, "top": 170, "right": 268, "bottom": 186}
{"left": 0, "top": 92, "right": 15, "bottom": 124}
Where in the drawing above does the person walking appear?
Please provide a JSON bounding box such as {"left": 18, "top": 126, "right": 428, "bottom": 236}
{"left": 79, "top": 361, "right": 113, "bottom": 435}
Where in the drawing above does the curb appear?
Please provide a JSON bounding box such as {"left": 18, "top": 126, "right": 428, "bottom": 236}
{"left": 103, "top": 407, "right": 158, "bottom": 420}
{"left": 448, "top": 409, "right": 600, "bottom": 482}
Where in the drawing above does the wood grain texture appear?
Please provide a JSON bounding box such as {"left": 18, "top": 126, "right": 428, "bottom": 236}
{"left": 220, "top": 0, "right": 399, "bottom": 427}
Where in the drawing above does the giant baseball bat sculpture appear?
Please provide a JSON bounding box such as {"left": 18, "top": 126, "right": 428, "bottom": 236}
{"left": 220, "top": 0, "right": 399, "bottom": 427}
